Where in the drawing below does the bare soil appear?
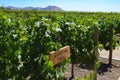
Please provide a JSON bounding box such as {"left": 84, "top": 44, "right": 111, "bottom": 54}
{"left": 65, "top": 58, "right": 120, "bottom": 80}
{"left": 65, "top": 37, "right": 120, "bottom": 80}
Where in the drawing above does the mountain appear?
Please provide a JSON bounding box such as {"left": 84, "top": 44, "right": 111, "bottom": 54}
{"left": 5, "top": 6, "right": 63, "bottom": 11}
{"left": 44, "top": 6, "right": 63, "bottom": 11}
{"left": 5, "top": 6, "right": 21, "bottom": 10}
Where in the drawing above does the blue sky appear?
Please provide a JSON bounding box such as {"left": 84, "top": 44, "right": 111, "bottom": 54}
{"left": 0, "top": 0, "right": 120, "bottom": 12}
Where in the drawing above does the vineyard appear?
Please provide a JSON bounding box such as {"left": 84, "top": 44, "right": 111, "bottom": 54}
{"left": 0, "top": 8, "right": 120, "bottom": 80}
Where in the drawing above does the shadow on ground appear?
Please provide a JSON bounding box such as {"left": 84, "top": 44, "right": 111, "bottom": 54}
{"left": 98, "top": 62, "right": 112, "bottom": 75}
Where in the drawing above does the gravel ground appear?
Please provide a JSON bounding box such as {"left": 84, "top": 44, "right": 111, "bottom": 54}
{"left": 100, "top": 47, "right": 120, "bottom": 61}
{"left": 65, "top": 58, "right": 120, "bottom": 80}
{"left": 65, "top": 47, "right": 120, "bottom": 80}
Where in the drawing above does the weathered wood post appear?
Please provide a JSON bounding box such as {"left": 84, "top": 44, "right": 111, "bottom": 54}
{"left": 93, "top": 26, "right": 98, "bottom": 80}
{"left": 70, "top": 63, "right": 74, "bottom": 80}
{"left": 108, "top": 25, "right": 114, "bottom": 66}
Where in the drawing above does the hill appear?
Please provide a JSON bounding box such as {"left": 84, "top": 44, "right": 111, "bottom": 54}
{"left": 4, "top": 6, "right": 63, "bottom": 11}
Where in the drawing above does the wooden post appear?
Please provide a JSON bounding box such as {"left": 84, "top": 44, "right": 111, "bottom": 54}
{"left": 70, "top": 63, "right": 74, "bottom": 80}
{"left": 109, "top": 40, "right": 113, "bottom": 66}
{"left": 108, "top": 25, "right": 113, "bottom": 66}
{"left": 93, "top": 26, "right": 98, "bottom": 80}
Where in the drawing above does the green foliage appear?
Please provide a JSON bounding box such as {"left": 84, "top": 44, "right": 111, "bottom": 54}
{"left": 99, "top": 18, "right": 119, "bottom": 50}
{"left": 0, "top": 10, "right": 120, "bottom": 79}
{"left": 0, "top": 14, "right": 66, "bottom": 79}
{"left": 84, "top": 71, "right": 95, "bottom": 80}
{"left": 76, "top": 70, "right": 95, "bottom": 80}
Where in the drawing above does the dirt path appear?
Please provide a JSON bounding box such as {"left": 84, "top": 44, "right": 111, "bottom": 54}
{"left": 65, "top": 58, "right": 120, "bottom": 80}
{"left": 65, "top": 47, "right": 120, "bottom": 80}
{"left": 100, "top": 47, "right": 120, "bottom": 60}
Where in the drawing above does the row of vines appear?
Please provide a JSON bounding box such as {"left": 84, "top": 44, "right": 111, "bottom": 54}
{"left": 0, "top": 9, "right": 120, "bottom": 80}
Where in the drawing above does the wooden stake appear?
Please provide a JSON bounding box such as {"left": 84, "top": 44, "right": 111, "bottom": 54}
{"left": 93, "top": 26, "right": 98, "bottom": 80}
{"left": 108, "top": 25, "right": 113, "bottom": 66}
